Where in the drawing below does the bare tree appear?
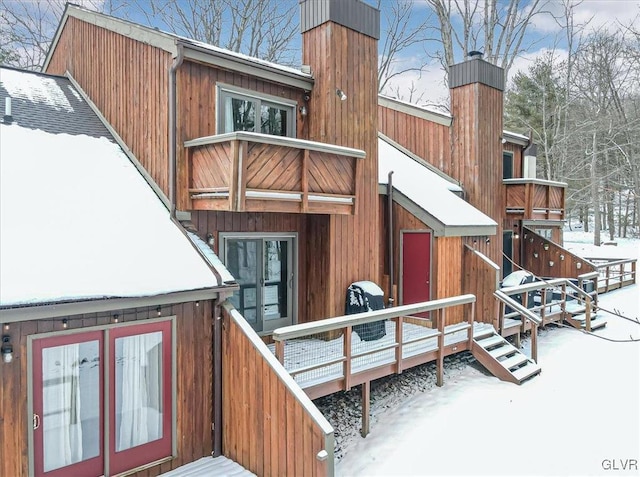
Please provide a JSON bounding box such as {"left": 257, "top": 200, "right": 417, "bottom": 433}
{"left": 425, "top": 0, "right": 546, "bottom": 79}
{"left": 0, "top": 0, "right": 124, "bottom": 70}
{"left": 377, "top": 0, "right": 435, "bottom": 94}
{"left": 130, "top": 0, "right": 298, "bottom": 65}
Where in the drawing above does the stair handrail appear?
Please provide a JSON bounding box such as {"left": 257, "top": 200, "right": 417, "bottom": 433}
{"left": 494, "top": 289, "right": 541, "bottom": 362}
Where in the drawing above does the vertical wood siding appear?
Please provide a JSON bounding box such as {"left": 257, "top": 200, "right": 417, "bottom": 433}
{"left": 378, "top": 198, "right": 464, "bottom": 324}
{"left": 303, "top": 23, "right": 380, "bottom": 319}
{"left": 463, "top": 246, "right": 500, "bottom": 327}
{"left": 191, "top": 210, "right": 326, "bottom": 324}
{"left": 0, "top": 302, "right": 214, "bottom": 477}
{"left": 46, "top": 17, "right": 172, "bottom": 199}
{"left": 378, "top": 105, "right": 452, "bottom": 174}
{"left": 503, "top": 142, "right": 524, "bottom": 178}
{"left": 222, "top": 307, "right": 328, "bottom": 476}
{"left": 176, "top": 61, "right": 308, "bottom": 210}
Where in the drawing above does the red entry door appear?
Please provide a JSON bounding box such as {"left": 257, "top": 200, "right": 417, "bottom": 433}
{"left": 401, "top": 232, "right": 431, "bottom": 315}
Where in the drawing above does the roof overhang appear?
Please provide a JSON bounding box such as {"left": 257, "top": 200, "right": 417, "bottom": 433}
{"left": 522, "top": 220, "right": 565, "bottom": 228}
{"left": 380, "top": 185, "right": 497, "bottom": 237}
{"left": 0, "top": 286, "right": 238, "bottom": 324}
{"left": 43, "top": 5, "right": 314, "bottom": 90}
{"left": 378, "top": 95, "right": 452, "bottom": 127}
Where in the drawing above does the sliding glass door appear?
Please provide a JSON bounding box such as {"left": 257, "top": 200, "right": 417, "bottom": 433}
{"left": 223, "top": 235, "right": 295, "bottom": 333}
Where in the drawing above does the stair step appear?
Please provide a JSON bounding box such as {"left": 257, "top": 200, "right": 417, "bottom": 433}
{"left": 476, "top": 334, "right": 505, "bottom": 349}
{"left": 500, "top": 353, "right": 529, "bottom": 370}
{"left": 571, "top": 312, "right": 598, "bottom": 322}
{"left": 511, "top": 362, "right": 541, "bottom": 383}
{"left": 565, "top": 302, "right": 586, "bottom": 314}
{"left": 473, "top": 327, "right": 495, "bottom": 340}
{"left": 488, "top": 343, "right": 519, "bottom": 359}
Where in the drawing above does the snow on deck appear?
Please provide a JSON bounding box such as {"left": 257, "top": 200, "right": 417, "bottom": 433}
{"left": 270, "top": 321, "right": 493, "bottom": 390}
{"left": 159, "top": 456, "right": 255, "bottom": 477}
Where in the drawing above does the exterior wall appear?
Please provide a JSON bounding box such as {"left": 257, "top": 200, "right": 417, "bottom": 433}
{"left": 0, "top": 301, "right": 215, "bottom": 477}
{"left": 463, "top": 245, "right": 500, "bottom": 328}
{"left": 191, "top": 210, "right": 326, "bottom": 324}
{"left": 378, "top": 105, "right": 451, "bottom": 173}
{"left": 379, "top": 197, "right": 464, "bottom": 324}
{"left": 503, "top": 142, "right": 524, "bottom": 178}
{"left": 303, "top": 21, "right": 380, "bottom": 319}
{"left": 221, "top": 306, "right": 329, "bottom": 476}
{"left": 46, "top": 17, "right": 172, "bottom": 198}
{"left": 451, "top": 81, "right": 504, "bottom": 266}
{"left": 176, "top": 60, "right": 308, "bottom": 210}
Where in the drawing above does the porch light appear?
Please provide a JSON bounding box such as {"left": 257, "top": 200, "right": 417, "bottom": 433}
{"left": 576, "top": 262, "right": 582, "bottom": 269}
{"left": 533, "top": 252, "right": 539, "bottom": 258}
{"left": 2, "top": 335, "right": 13, "bottom": 364}
{"left": 299, "top": 105, "right": 308, "bottom": 116}
{"left": 336, "top": 88, "right": 347, "bottom": 101}
{"left": 206, "top": 233, "right": 215, "bottom": 247}
{"left": 157, "top": 306, "right": 162, "bottom": 316}
{"left": 3, "top": 323, "right": 8, "bottom": 331}
{"left": 62, "top": 319, "right": 68, "bottom": 329}
{"left": 549, "top": 261, "right": 555, "bottom": 267}
{"left": 113, "top": 314, "right": 119, "bottom": 323}
{"left": 543, "top": 243, "right": 550, "bottom": 250}
{"left": 560, "top": 254, "right": 565, "bottom": 261}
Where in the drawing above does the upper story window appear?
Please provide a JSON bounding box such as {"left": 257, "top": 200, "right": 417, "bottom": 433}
{"left": 217, "top": 84, "right": 296, "bottom": 137}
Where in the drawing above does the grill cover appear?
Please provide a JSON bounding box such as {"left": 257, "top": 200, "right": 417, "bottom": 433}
{"left": 345, "top": 281, "right": 386, "bottom": 341}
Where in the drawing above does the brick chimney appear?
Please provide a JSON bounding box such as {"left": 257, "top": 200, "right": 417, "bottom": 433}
{"left": 300, "top": 0, "right": 380, "bottom": 317}
{"left": 450, "top": 53, "right": 505, "bottom": 264}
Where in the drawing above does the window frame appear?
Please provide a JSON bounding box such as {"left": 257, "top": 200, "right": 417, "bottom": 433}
{"left": 216, "top": 83, "right": 297, "bottom": 137}
{"left": 28, "top": 317, "right": 176, "bottom": 477}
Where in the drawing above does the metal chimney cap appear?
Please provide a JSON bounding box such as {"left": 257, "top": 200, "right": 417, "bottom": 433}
{"left": 468, "top": 50, "right": 483, "bottom": 59}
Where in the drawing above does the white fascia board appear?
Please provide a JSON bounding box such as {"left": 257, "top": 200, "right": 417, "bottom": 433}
{"left": 183, "top": 46, "right": 314, "bottom": 91}
{"left": 378, "top": 95, "right": 452, "bottom": 127}
{"left": 503, "top": 130, "right": 529, "bottom": 146}
{"left": 503, "top": 178, "right": 568, "bottom": 188}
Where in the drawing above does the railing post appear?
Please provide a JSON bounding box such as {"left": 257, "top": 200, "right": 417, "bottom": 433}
{"left": 585, "top": 295, "right": 592, "bottom": 332}
{"left": 606, "top": 266, "right": 611, "bottom": 293}
{"left": 436, "top": 309, "right": 445, "bottom": 387}
{"left": 343, "top": 326, "right": 352, "bottom": 391}
{"left": 395, "top": 316, "right": 403, "bottom": 374}
{"left": 498, "top": 301, "right": 505, "bottom": 336}
{"left": 275, "top": 340, "right": 285, "bottom": 365}
{"left": 467, "top": 301, "right": 475, "bottom": 348}
{"left": 531, "top": 323, "right": 538, "bottom": 363}
{"left": 632, "top": 261, "right": 637, "bottom": 285}
{"left": 301, "top": 148, "right": 309, "bottom": 213}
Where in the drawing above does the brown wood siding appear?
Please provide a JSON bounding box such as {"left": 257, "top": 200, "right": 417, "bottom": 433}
{"left": 303, "top": 23, "right": 379, "bottom": 319}
{"left": 46, "top": 17, "right": 172, "bottom": 198}
{"left": 451, "top": 83, "right": 504, "bottom": 266}
{"left": 0, "top": 301, "right": 215, "bottom": 477}
{"left": 378, "top": 198, "right": 464, "bottom": 324}
{"left": 221, "top": 307, "right": 328, "bottom": 476}
{"left": 378, "top": 105, "right": 452, "bottom": 174}
{"left": 522, "top": 227, "right": 595, "bottom": 279}
{"left": 463, "top": 245, "right": 500, "bottom": 327}
{"left": 503, "top": 142, "right": 523, "bottom": 178}
{"left": 176, "top": 60, "right": 308, "bottom": 210}
{"left": 191, "top": 211, "right": 327, "bottom": 324}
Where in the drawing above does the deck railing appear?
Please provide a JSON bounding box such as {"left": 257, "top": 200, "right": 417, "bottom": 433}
{"left": 495, "top": 278, "right": 598, "bottom": 360}
{"left": 272, "top": 295, "right": 477, "bottom": 436}
{"left": 583, "top": 257, "right": 637, "bottom": 293}
{"left": 504, "top": 178, "right": 566, "bottom": 221}
{"left": 184, "top": 131, "right": 364, "bottom": 215}
{"left": 222, "top": 303, "right": 335, "bottom": 476}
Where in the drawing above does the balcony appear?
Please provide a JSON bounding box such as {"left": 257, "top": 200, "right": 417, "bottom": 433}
{"left": 184, "top": 132, "right": 364, "bottom": 214}
{"left": 504, "top": 178, "right": 566, "bottom": 221}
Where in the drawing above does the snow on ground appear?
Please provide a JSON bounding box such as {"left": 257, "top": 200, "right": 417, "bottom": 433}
{"left": 332, "top": 235, "right": 639, "bottom": 477}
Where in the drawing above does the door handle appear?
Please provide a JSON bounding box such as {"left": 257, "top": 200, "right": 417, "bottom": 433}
{"left": 33, "top": 414, "right": 40, "bottom": 430}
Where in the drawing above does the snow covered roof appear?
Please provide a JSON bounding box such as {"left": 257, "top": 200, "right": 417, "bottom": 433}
{"left": 378, "top": 135, "right": 497, "bottom": 237}
{"left": 0, "top": 67, "right": 231, "bottom": 309}
{"left": 43, "top": 5, "right": 313, "bottom": 90}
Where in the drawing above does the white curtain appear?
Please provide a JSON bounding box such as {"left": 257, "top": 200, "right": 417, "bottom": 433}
{"left": 43, "top": 344, "right": 83, "bottom": 472}
{"left": 116, "top": 332, "right": 163, "bottom": 451}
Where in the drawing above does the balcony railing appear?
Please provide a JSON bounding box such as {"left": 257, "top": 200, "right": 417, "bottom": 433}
{"left": 184, "top": 131, "right": 365, "bottom": 215}
{"left": 504, "top": 178, "right": 566, "bottom": 221}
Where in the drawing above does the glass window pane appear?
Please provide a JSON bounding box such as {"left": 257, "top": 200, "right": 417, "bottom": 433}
{"left": 260, "top": 104, "right": 289, "bottom": 136}
{"left": 264, "top": 240, "right": 288, "bottom": 321}
{"left": 226, "top": 97, "right": 255, "bottom": 132}
{"left": 115, "top": 331, "right": 163, "bottom": 452}
{"left": 42, "top": 341, "right": 100, "bottom": 472}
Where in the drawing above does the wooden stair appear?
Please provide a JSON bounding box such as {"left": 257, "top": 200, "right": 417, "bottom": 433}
{"left": 471, "top": 328, "right": 541, "bottom": 384}
{"left": 564, "top": 300, "right": 607, "bottom": 331}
